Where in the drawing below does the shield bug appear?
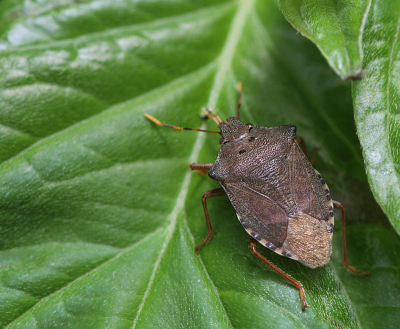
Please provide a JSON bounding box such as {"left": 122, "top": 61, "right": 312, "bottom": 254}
{"left": 144, "top": 83, "right": 369, "bottom": 310}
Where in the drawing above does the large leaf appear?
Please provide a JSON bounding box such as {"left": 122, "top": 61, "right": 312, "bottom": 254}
{"left": 1, "top": 0, "right": 399, "bottom": 328}
{"left": 353, "top": 1, "right": 400, "bottom": 236}
{"left": 279, "top": 0, "right": 400, "bottom": 246}
{"left": 279, "top": 0, "right": 372, "bottom": 80}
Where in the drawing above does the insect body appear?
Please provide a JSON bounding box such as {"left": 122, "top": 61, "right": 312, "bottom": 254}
{"left": 144, "top": 84, "right": 368, "bottom": 310}
{"left": 209, "top": 118, "right": 334, "bottom": 268}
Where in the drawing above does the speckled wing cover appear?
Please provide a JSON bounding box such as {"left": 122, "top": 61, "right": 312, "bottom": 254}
{"left": 213, "top": 125, "right": 334, "bottom": 268}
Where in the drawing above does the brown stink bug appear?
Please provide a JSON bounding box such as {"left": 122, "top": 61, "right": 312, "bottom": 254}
{"left": 144, "top": 83, "right": 369, "bottom": 310}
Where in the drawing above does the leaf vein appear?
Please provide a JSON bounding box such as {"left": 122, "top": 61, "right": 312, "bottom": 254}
{"left": 385, "top": 11, "right": 400, "bottom": 185}
{"left": 4, "top": 228, "right": 164, "bottom": 328}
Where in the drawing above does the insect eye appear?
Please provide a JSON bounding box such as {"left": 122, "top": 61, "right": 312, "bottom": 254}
{"left": 220, "top": 138, "right": 229, "bottom": 145}
{"left": 246, "top": 123, "right": 254, "bottom": 131}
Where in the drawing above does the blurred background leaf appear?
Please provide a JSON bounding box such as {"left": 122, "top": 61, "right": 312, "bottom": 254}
{"left": 353, "top": 0, "right": 400, "bottom": 237}
{"left": 279, "top": 0, "right": 371, "bottom": 80}
{"left": 280, "top": 0, "right": 400, "bottom": 238}
{"left": 0, "top": 0, "right": 399, "bottom": 328}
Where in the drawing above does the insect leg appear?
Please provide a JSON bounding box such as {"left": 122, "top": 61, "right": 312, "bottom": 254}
{"left": 189, "top": 163, "right": 213, "bottom": 174}
{"left": 195, "top": 188, "right": 226, "bottom": 252}
{"left": 333, "top": 200, "right": 370, "bottom": 278}
{"left": 237, "top": 82, "right": 242, "bottom": 120}
{"left": 201, "top": 108, "right": 222, "bottom": 125}
{"left": 249, "top": 238, "right": 310, "bottom": 310}
{"left": 144, "top": 113, "right": 220, "bottom": 134}
{"left": 295, "top": 136, "right": 319, "bottom": 165}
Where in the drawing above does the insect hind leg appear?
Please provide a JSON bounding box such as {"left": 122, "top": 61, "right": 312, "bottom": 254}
{"left": 333, "top": 200, "right": 369, "bottom": 278}
{"left": 249, "top": 237, "right": 310, "bottom": 310}
{"left": 296, "top": 136, "right": 319, "bottom": 165}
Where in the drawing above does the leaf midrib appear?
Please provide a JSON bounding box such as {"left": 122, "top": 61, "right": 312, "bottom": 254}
{"left": 0, "top": 0, "right": 251, "bottom": 325}
{"left": 132, "top": 0, "right": 255, "bottom": 327}
{"left": 358, "top": 0, "right": 372, "bottom": 64}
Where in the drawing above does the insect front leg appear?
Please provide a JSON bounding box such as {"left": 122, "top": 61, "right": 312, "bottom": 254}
{"left": 333, "top": 200, "right": 370, "bottom": 278}
{"left": 249, "top": 238, "right": 310, "bottom": 310}
{"left": 189, "top": 163, "right": 213, "bottom": 174}
{"left": 195, "top": 188, "right": 226, "bottom": 252}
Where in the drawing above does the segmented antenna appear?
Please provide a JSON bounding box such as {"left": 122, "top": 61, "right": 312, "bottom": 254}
{"left": 144, "top": 114, "right": 221, "bottom": 134}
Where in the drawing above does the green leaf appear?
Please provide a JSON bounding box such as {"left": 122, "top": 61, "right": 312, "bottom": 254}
{"left": 279, "top": 0, "right": 371, "bottom": 80}
{"left": 352, "top": 1, "right": 400, "bottom": 236}
{"left": 1, "top": 0, "right": 399, "bottom": 328}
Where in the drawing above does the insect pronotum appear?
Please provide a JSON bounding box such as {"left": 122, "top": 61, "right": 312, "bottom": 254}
{"left": 144, "top": 83, "right": 369, "bottom": 310}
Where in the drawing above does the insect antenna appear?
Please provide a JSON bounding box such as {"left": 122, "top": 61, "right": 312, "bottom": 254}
{"left": 144, "top": 114, "right": 221, "bottom": 134}
{"left": 237, "top": 81, "right": 242, "bottom": 120}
